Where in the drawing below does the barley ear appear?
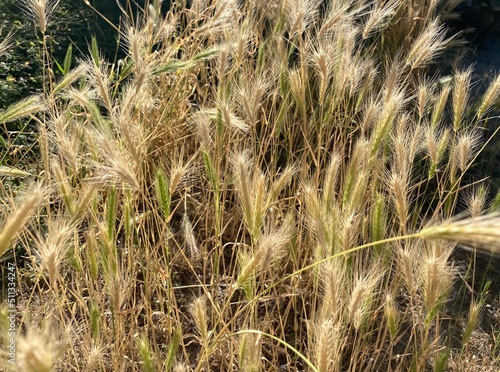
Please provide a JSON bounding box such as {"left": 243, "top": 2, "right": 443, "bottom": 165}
{"left": 0, "top": 185, "right": 44, "bottom": 259}
{"left": 0, "top": 95, "right": 45, "bottom": 124}
{"left": 419, "top": 213, "right": 500, "bottom": 254}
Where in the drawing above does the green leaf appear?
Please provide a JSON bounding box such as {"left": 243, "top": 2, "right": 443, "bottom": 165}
{"left": 54, "top": 58, "right": 65, "bottom": 75}
{"left": 90, "top": 35, "right": 100, "bottom": 67}
{"left": 63, "top": 44, "right": 73, "bottom": 73}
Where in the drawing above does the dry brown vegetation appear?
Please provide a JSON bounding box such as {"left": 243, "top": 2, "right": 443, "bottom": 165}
{"left": 1, "top": 0, "right": 499, "bottom": 371}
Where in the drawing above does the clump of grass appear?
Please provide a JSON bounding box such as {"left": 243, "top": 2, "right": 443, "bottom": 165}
{"left": 1, "top": 0, "right": 499, "bottom": 370}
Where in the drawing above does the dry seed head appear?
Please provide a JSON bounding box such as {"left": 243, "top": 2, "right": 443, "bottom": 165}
{"left": 406, "top": 19, "right": 448, "bottom": 70}
{"left": 425, "top": 126, "right": 449, "bottom": 171}
{"left": 416, "top": 79, "right": 435, "bottom": 120}
{"left": 228, "top": 25, "right": 255, "bottom": 66}
{"left": 51, "top": 64, "right": 88, "bottom": 96}
{"left": 318, "top": 1, "right": 352, "bottom": 38}
{"left": 207, "top": 0, "right": 240, "bottom": 37}
{"left": 418, "top": 241, "right": 455, "bottom": 313}
{"left": 50, "top": 115, "right": 82, "bottom": 173}
{"left": 396, "top": 242, "right": 418, "bottom": 295}
{"left": 302, "top": 184, "right": 329, "bottom": 253}
{"left": 116, "top": 114, "right": 146, "bottom": 167}
{"left": 312, "top": 318, "right": 337, "bottom": 372}
{"left": 173, "top": 362, "right": 190, "bottom": 372}
{"left": 219, "top": 102, "right": 250, "bottom": 132}
{"left": 17, "top": 320, "right": 68, "bottom": 372}
{"left": 362, "top": 0, "right": 400, "bottom": 39}
{"left": 84, "top": 342, "right": 106, "bottom": 372}
{"left": 370, "top": 89, "right": 404, "bottom": 158}
{"left": 191, "top": 0, "right": 211, "bottom": 15}
{"left": 236, "top": 74, "right": 271, "bottom": 127}
{"left": 347, "top": 56, "right": 371, "bottom": 98}
{"left": 453, "top": 129, "right": 482, "bottom": 172}
{"left": 36, "top": 219, "right": 73, "bottom": 285}
{"left": 91, "top": 129, "right": 141, "bottom": 191}
{"left": 464, "top": 185, "right": 488, "bottom": 218}
{"left": 182, "top": 212, "right": 200, "bottom": 259}
{"left": 169, "top": 160, "right": 195, "bottom": 195}
{"left": 84, "top": 59, "right": 112, "bottom": 112}
{"left": 289, "top": 68, "right": 306, "bottom": 113}
{"left": 477, "top": 73, "right": 500, "bottom": 119}
{"left": 237, "top": 221, "right": 293, "bottom": 286}
{"left": 318, "top": 261, "right": 345, "bottom": 320}
{"left": 419, "top": 213, "right": 500, "bottom": 254}
{"left": 233, "top": 151, "right": 255, "bottom": 232}
{"left": 0, "top": 95, "right": 45, "bottom": 124}
{"left": 0, "top": 32, "right": 13, "bottom": 56}
{"left": 392, "top": 120, "right": 422, "bottom": 177}
{"left": 331, "top": 24, "right": 360, "bottom": 98}
{"left": 322, "top": 152, "right": 342, "bottom": 207}
{"left": 431, "top": 84, "right": 451, "bottom": 129}
{"left": 382, "top": 57, "right": 405, "bottom": 102}
{"left": 359, "top": 98, "right": 379, "bottom": 135}
{"left": 122, "top": 23, "right": 148, "bottom": 70}
{"left": 347, "top": 263, "right": 384, "bottom": 330}
{"left": 452, "top": 67, "right": 473, "bottom": 133}
{"left": 386, "top": 170, "right": 410, "bottom": 231}
{"left": 201, "top": 105, "right": 250, "bottom": 133}
{"left": 232, "top": 151, "right": 270, "bottom": 238}
{"left": 21, "top": 0, "right": 60, "bottom": 34}
{"left": 384, "top": 292, "right": 400, "bottom": 342}
{"left": 306, "top": 43, "right": 334, "bottom": 105}
{"left": 118, "top": 81, "right": 141, "bottom": 118}
{"left": 268, "top": 164, "right": 296, "bottom": 202}
{"left": 343, "top": 138, "right": 370, "bottom": 214}
{"left": 64, "top": 85, "right": 95, "bottom": 110}
{"left": 190, "top": 296, "right": 209, "bottom": 344}
{"left": 340, "top": 212, "right": 361, "bottom": 252}
{"left": 284, "top": 0, "right": 323, "bottom": 38}
{"left": 192, "top": 111, "right": 213, "bottom": 151}
{"left": 105, "top": 272, "right": 131, "bottom": 315}
{"left": 463, "top": 300, "right": 482, "bottom": 346}
{"left": 239, "top": 332, "right": 262, "bottom": 372}
{"left": 0, "top": 184, "right": 44, "bottom": 259}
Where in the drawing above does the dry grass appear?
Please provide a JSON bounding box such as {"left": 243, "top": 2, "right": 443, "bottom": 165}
{"left": 1, "top": 0, "right": 499, "bottom": 371}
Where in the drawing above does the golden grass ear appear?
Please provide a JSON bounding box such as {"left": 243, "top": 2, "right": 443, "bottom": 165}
{"left": 20, "top": 0, "right": 60, "bottom": 34}
{"left": 420, "top": 213, "right": 500, "bottom": 255}
{"left": 0, "top": 32, "right": 13, "bottom": 58}
{"left": 0, "top": 184, "right": 44, "bottom": 260}
{"left": 35, "top": 218, "right": 73, "bottom": 286}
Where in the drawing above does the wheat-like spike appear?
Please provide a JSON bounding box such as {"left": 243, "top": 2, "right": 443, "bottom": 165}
{"left": 0, "top": 95, "right": 45, "bottom": 124}
{"left": 452, "top": 67, "right": 473, "bottom": 133}
{"left": 417, "top": 241, "right": 455, "bottom": 314}
{"left": 464, "top": 185, "right": 488, "bottom": 218}
{"left": 476, "top": 73, "right": 500, "bottom": 119}
{"left": 453, "top": 129, "right": 482, "bottom": 172}
{"left": 284, "top": 0, "right": 323, "bottom": 39}
{"left": 16, "top": 319, "right": 69, "bottom": 372}
{"left": 0, "top": 184, "right": 44, "bottom": 259}
{"left": 190, "top": 296, "right": 209, "bottom": 345}
{"left": 36, "top": 218, "right": 73, "bottom": 285}
{"left": 419, "top": 213, "right": 500, "bottom": 254}
{"left": 362, "top": 0, "right": 400, "bottom": 40}
{"left": 406, "top": 19, "right": 448, "bottom": 70}
{"left": 0, "top": 32, "right": 14, "bottom": 57}
{"left": 21, "top": 0, "right": 60, "bottom": 34}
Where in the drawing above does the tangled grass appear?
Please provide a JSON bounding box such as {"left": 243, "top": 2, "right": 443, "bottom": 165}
{"left": 1, "top": 0, "right": 499, "bottom": 370}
